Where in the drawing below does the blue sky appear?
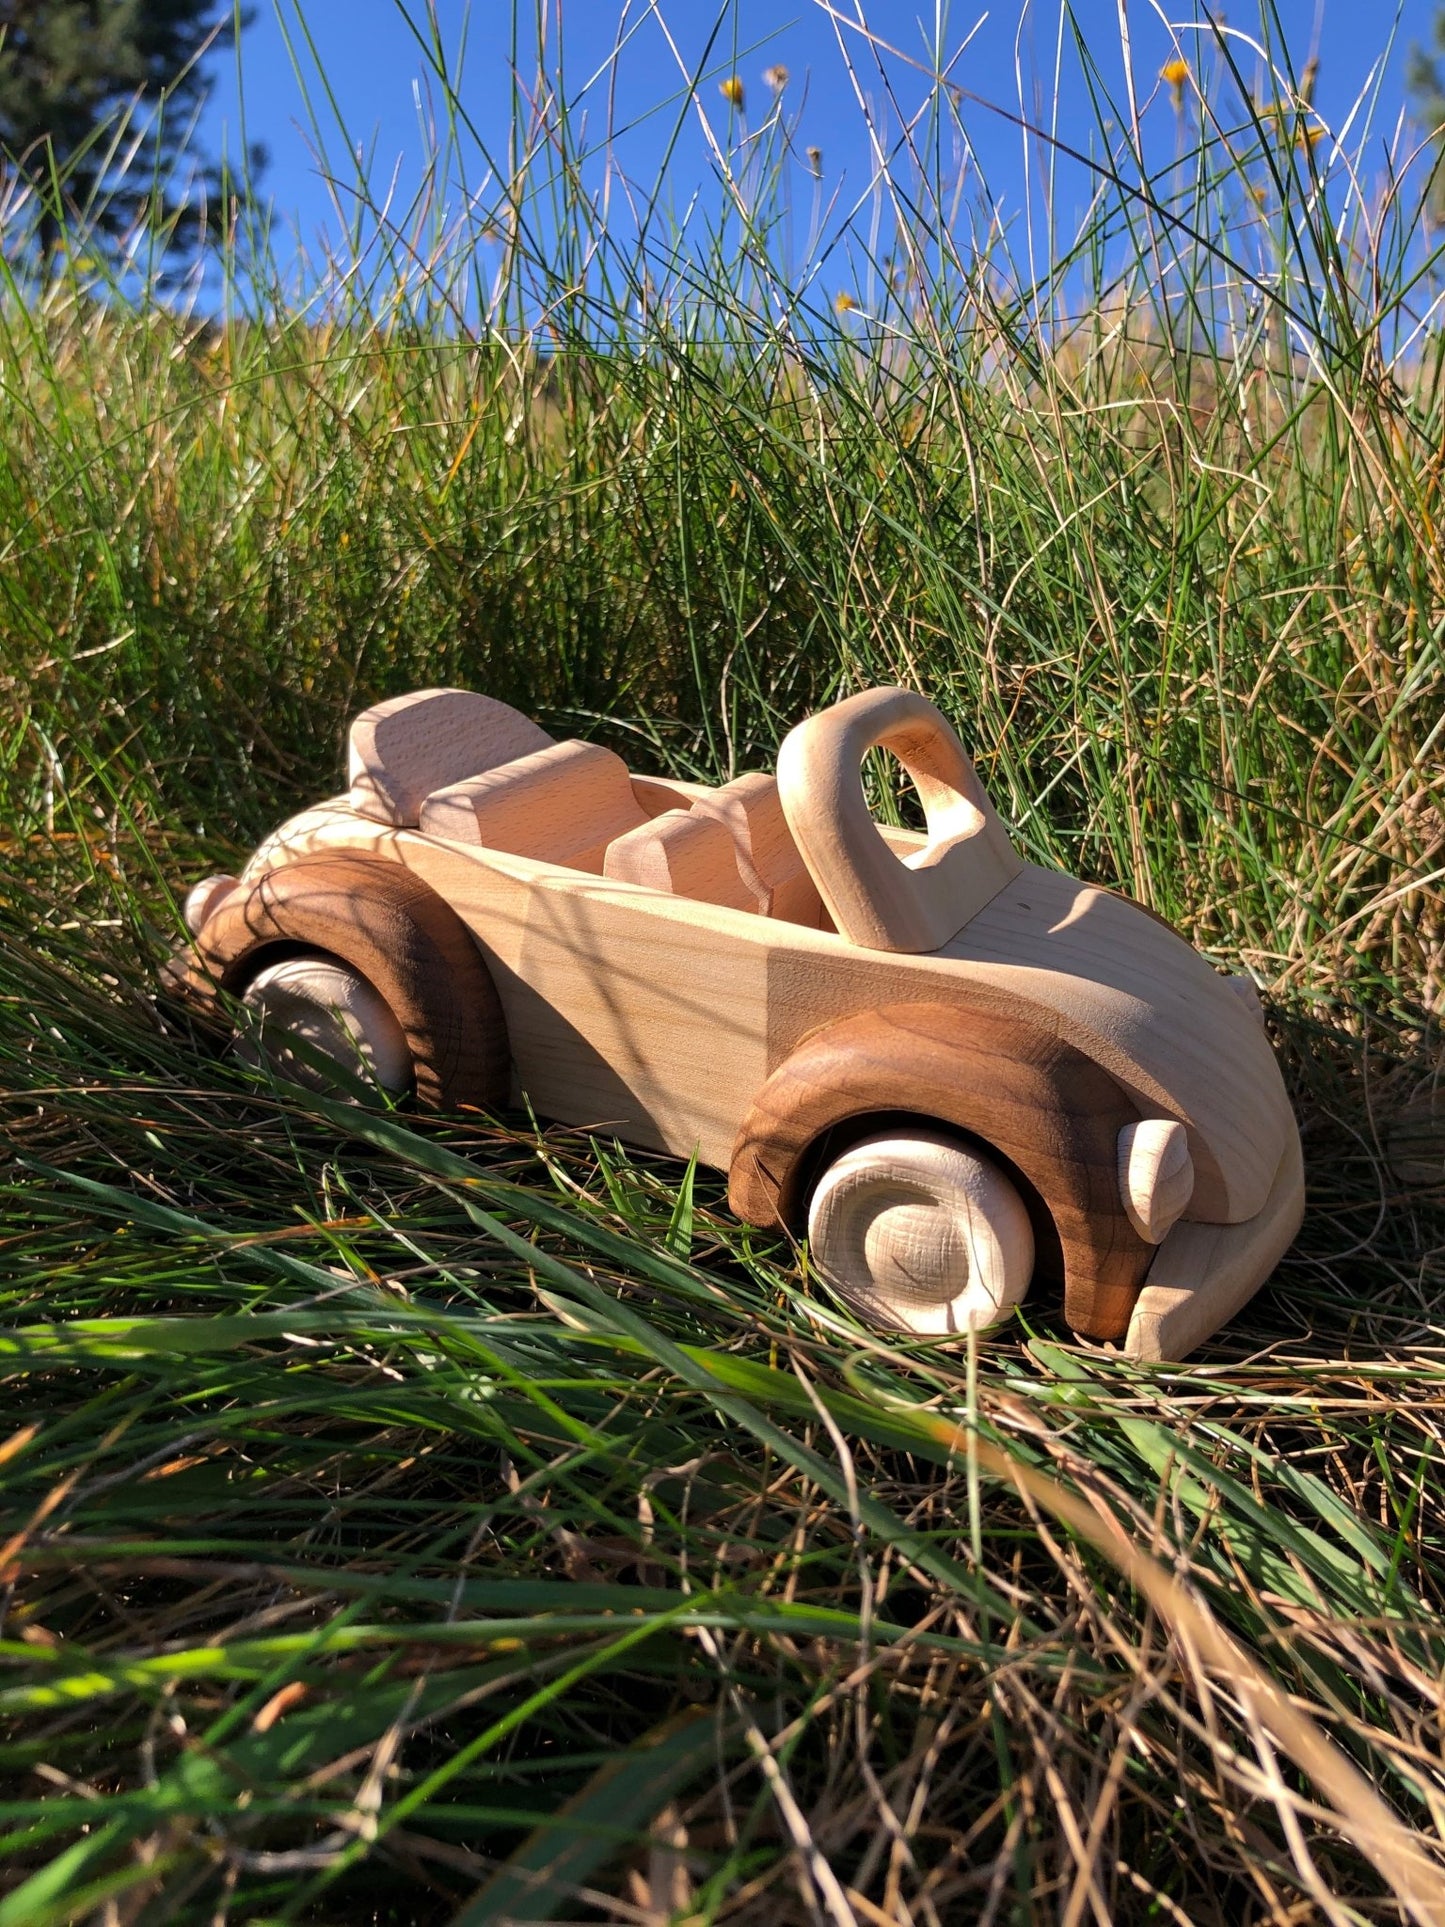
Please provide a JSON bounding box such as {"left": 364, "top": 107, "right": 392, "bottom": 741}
{"left": 199, "top": 2, "right": 1440, "bottom": 288}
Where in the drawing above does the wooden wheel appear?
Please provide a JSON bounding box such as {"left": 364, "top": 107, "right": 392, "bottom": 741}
{"left": 807, "top": 1129, "right": 1035, "bottom": 1335}
{"left": 175, "top": 855, "right": 509, "bottom": 1113}
{"left": 776, "top": 686, "right": 1023, "bottom": 952}
{"left": 236, "top": 954, "right": 413, "bottom": 1100}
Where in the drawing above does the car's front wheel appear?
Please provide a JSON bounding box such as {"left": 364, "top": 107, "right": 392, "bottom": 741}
{"left": 807, "top": 1129, "right": 1035, "bottom": 1336}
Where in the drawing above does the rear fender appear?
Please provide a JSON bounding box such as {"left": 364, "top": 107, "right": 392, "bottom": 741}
{"left": 166, "top": 855, "right": 508, "bottom": 1114}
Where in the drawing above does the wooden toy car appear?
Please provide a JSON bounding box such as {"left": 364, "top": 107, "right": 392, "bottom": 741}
{"left": 169, "top": 686, "right": 1304, "bottom": 1360}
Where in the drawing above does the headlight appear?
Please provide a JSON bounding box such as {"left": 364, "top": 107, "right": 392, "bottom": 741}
{"left": 1118, "top": 1119, "right": 1194, "bottom": 1243}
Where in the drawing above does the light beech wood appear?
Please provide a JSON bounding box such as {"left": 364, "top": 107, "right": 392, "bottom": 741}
{"left": 420, "top": 739, "right": 650, "bottom": 872}
{"left": 349, "top": 688, "right": 553, "bottom": 826}
{"left": 629, "top": 774, "right": 718, "bottom": 816}
{"left": 688, "top": 772, "right": 774, "bottom": 911}
{"left": 176, "top": 683, "right": 1307, "bottom": 1360}
{"left": 1117, "top": 1119, "right": 1195, "bottom": 1244}
{"left": 1125, "top": 1130, "right": 1305, "bottom": 1360}
{"left": 603, "top": 809, "right": 756, "bottom": 911}
{"left": 777, "top": 686, "right": 1023, "bottom": 952}
{"left": 691, "top": 772, "right": 823, "bottom": 924}
{"left": 807, "top": 1130, "right": 1035, "bottom": 1335}
{"left": 231, "top": 811, "right": 1293, "bottom": 1215}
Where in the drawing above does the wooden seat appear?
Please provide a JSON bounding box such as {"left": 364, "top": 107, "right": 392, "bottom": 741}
{"left": 419, "top": 740, "right": 650, "bottom": 872}
{"left": 692, "top": 773, "right": 822, "bottom": 924}
{"left": 602, "top": 778, "right": 824, "bottom": 923}
{"left": 603, "top": 809, "right": 757, "bottom": 910}
{"left": 349, "top": 689, "right": 553, "bottom": 826}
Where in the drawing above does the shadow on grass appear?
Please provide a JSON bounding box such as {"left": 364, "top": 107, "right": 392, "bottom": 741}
{"left": 1204, "top": 994, "right": 1445, "bottom": 1361}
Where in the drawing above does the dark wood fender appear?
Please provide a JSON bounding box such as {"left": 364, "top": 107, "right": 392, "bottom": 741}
{"left": 729, "top": 1000, "right": 1156, "bottom": 1341}
{"left": 169, "top": 855, "right": 508, "bottom": 1114}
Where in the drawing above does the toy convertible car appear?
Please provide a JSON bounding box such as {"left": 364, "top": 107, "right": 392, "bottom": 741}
{"left": 169, "top": 686, "right": 1304, "bottom": 1360}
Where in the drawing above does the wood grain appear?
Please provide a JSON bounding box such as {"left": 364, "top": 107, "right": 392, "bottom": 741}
{"left": 691, "top": 771, "right": 823, "bottom": 925}
{"left": 603, "top": 809, "right": 756, "bottom": 910}
{"left": 807, "top": 1129, "right": 1036, "bottom": 1335}
{"left": 730, "top": 1000, "right": 1156, "bottom": 1342}
{"left": 940, "top": 863, "right": 1293, "bottom": 1221}
{"left": 776, "top": 686, "right": 1023, "bottom": 952}
{"left": 229, "top": 803, "right": 1296, "bottom": 1242}
{"left": 208, "top": 709, "right": 1304, "bottom": 1361}
{"left": 629, "top": 774, "right": 718, "bottom": 816}
{"left": 420, "top": 740, "right": 651, "bottom": 872}
{"left": 230, "top": 802, "right": 777, "bottom": 1163}
{"left": 1117, "top": 1119, "right": 1194, "bottom": 1243}
{"left": 179, "top": 854, "right": 509, "bottom": 1113}
{"left": 349, "top": 688, "right": 553, "bottom": 826}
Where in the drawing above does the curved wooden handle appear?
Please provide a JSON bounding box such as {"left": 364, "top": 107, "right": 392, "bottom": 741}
{"left": 776, "top": 687, "right": 1022, "bottom": 952}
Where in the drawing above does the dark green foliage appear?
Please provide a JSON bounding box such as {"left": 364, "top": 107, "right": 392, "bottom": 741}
{"left": 0, "top": 0, "right": 259, "bottom": 266}
{"left": 1407, "top": 8, "right": 1445, "bottom": 216}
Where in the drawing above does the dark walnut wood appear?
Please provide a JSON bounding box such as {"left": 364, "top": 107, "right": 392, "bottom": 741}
{"left": 729, "top": 1000, "right": 1156, "bottom": 1341}
{"left": 172, "top": 855, "right": 508, "bottom": 1113}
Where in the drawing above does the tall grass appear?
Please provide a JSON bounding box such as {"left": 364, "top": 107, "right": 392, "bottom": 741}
{"left": 2, "top": 3, "right": 1444, "bottom": 1920}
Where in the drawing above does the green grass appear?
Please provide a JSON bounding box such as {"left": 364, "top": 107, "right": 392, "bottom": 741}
{"left": 2, "top": 3, "right": 1444, "bottom": 1919}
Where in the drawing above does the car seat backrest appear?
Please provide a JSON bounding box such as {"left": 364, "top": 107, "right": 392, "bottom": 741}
{"left": 419, "top": 739, "right": 649, "bottom": 872}
{"left": 350, "top": 689, "right": 554, "bottom": 826}
{"left": 692, "top": 772, "right": 823, "bottom": 925}
{"left": 602, "top": 809, "right": 757, "bottom": 911}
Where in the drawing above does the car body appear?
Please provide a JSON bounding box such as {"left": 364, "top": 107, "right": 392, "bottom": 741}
{"left": 170, "top": 684, "right": 1304, "bottom": 1360}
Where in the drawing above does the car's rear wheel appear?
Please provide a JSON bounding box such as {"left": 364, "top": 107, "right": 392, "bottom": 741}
{"left": 175, "top": 855, "right": 508, "bottom": 1113}
{"left": 807, "top": 1129, "right": 1035, "bottom": 1335}
{"left": 236, "top": 953, "right": 413, "bottom": 1100}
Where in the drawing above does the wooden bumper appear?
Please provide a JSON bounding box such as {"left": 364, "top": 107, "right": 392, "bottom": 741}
{"left": 1125, "top": 1127, "right": 1305, "bottom": 1360}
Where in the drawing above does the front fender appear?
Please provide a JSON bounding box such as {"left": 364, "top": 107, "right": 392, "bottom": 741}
{"left": 729, "top": 1001, "right": 1155, "bottom": 1341}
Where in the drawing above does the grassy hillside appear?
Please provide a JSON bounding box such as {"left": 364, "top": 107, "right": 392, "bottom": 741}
{"left": 2, "top": 6, "right": 1443, "bottom": 1921}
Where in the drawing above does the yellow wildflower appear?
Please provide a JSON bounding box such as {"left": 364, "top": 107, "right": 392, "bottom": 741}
{"left": 834, "top": 291, "right": 856, "bottom": 314}
{"left": 1161, "top": 57, "right": 1189, "bottom": 111}
{"left": 1297, "top": 122, "right": 1325, "bottom": 151}
{"left": 720, "top": 75, "right": 745, "bottom": 109}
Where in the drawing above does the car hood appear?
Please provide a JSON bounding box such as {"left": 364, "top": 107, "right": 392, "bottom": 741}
{"left": 936, "top": 864, "right": 1296, "bottom": 1223}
